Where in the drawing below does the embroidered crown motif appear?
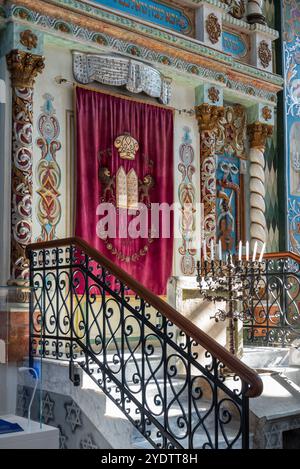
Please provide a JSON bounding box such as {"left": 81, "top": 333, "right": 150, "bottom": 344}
{"left": 114, "top": 133, "right": 139, "bottom": 160}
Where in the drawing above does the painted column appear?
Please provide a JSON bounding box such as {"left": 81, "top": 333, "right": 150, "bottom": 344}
{"left": 248, "top": 118, "right": 273, "bottom": 252}
{"left": 195, "top": 86, "right": 224, "bottom": 255}
{"left": 6, "top": 49, "right": 44, "bottom": 285}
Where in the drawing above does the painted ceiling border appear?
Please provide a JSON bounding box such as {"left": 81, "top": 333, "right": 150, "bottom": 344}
{"left": 2, "top": 0, "right": 283, "bottom": 87}
{"left": 1, "top": 0, "right": 282, "bottom": 104}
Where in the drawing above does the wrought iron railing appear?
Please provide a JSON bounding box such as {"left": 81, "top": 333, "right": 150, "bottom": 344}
{"left": 243, "top": 252, "right": 300, "bottom": 347}
{"left": 26, "top": 237, "right": 262, "bottom": 449}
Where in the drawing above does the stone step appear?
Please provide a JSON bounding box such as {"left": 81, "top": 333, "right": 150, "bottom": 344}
{"left": 82, "top": 371, "right": 245, "bottom": 449}
{"left": 242, "top": 346, "right": 290, "bottom": 368}
{"left": 132, "top": 420, "right": 251, "bottom": 449}
{"left": 28, "top": 357, "right": 254, "bottom": 449}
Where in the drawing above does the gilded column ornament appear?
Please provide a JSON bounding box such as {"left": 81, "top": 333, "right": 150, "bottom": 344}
{"left": 196, "top": 104, "right": 224, "bottom": 255}
{"left": 248, "top": 122, "right": 273, "bottom": 252}
{"left": 258, "top": 41, "right": 272, "bottom": 69}
{"left": 6, "top": 50, "right": 45, "bottom": 284}
{"left": 208, "top": 87, "right": 220, "bottom": 104}
{"left": 73, "top": 51, "right": 172, "bottom": 105}
{"left": 262, "top": 106, "right": 272, "bottom": 121}
{"left": 6, "top": 50, "right": 45, "bottom": 88}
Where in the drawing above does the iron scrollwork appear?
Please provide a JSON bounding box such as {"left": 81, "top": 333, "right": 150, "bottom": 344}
{"left": 243, "top": 257, "right": 300, "bottom": 346}
{"left": 28, "top": 242, "right": 251, "bottom": 449}
{"left": 198, "top": 254, "right": 300, "bottom": 348}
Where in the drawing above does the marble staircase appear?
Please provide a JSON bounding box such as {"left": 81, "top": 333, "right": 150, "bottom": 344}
{"left": 18, "top": 347, "right": 300, "bottom": 449}
{"left": 20, "top": 354, "right": 248, "bottom": 449}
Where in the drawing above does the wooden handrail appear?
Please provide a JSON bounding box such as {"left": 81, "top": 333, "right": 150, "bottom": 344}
{"left": 26, "top": 237, "right": 263, "bottom": 398}
{"left": 263, "top": 251, "right": 300, "bottom": 263}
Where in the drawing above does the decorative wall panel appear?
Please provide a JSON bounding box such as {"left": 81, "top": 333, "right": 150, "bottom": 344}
{"left": 73, "top": 52, "right": 172, "bottom": 105}
{"left": 222, "top": 30, "right": 248, "bottom": 60}
{"left": 215, "top": 105, "right": 247, "bottom": 253}
{"left": 178, "top": 127, "right": 196, "bottom": 275}
{"left": 216, "top": 154, "right": 241, "bottom": 254}
{"left": 36, "top": 94, "right": 62, "bottom": 241}
{"left": 216, "top": 105, "right": 247, "bottom": 159}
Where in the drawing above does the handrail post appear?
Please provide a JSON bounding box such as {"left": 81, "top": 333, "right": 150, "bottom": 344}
{"left": 140, "top": 299, "right": 146, "bottom": 436}
{"left": 85, "top": 253, "right": 89, "bottom": 370}
{"left": 162, "top": 314, "right": 168, "bottom": 449}
{"left": 120, "top": 282, "right": 125, "bottom": 414}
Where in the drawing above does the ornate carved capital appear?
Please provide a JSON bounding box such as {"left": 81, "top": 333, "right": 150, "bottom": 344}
{"left": 195, "top": 103, "right": 224, "bottom": 132}
{"left": 6, "top": 50, "right": 45, "bottom": 88}
{"left": 248, "top": 122, "right": 273, "bottom": 149}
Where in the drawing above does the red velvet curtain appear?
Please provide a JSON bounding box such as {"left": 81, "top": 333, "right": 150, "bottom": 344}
{"left": 75, "top": 87, "right": 174, "bottom": 295}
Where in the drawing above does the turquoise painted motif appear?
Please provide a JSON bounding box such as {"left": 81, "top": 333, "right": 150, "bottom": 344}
{"left": 88, "top": 0, "right": 191, "bottom": 33}
{"left": 222, "top": 31, "right": 247, "bottom": 59}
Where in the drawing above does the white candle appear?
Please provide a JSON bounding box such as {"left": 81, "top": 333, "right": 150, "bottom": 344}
{"left": 238, "top": 241, "right": 242, "bottom": 261}
{"left": 252, "top": 241, "right": 258, "bottom": 262}
{"left": 218, "top": 239, "right": 222, "bottom": 261}
{"left": 246, "top": 241, "right": 249, "bottom": 261}
{"left": 203, "top": 240, "right": 207, "bottom": 261}
{"left": 210, "top": 240, "right": 214, "bottom": 260}
{"left": 259, "top": 243, "right": 266, "bottom": 263}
